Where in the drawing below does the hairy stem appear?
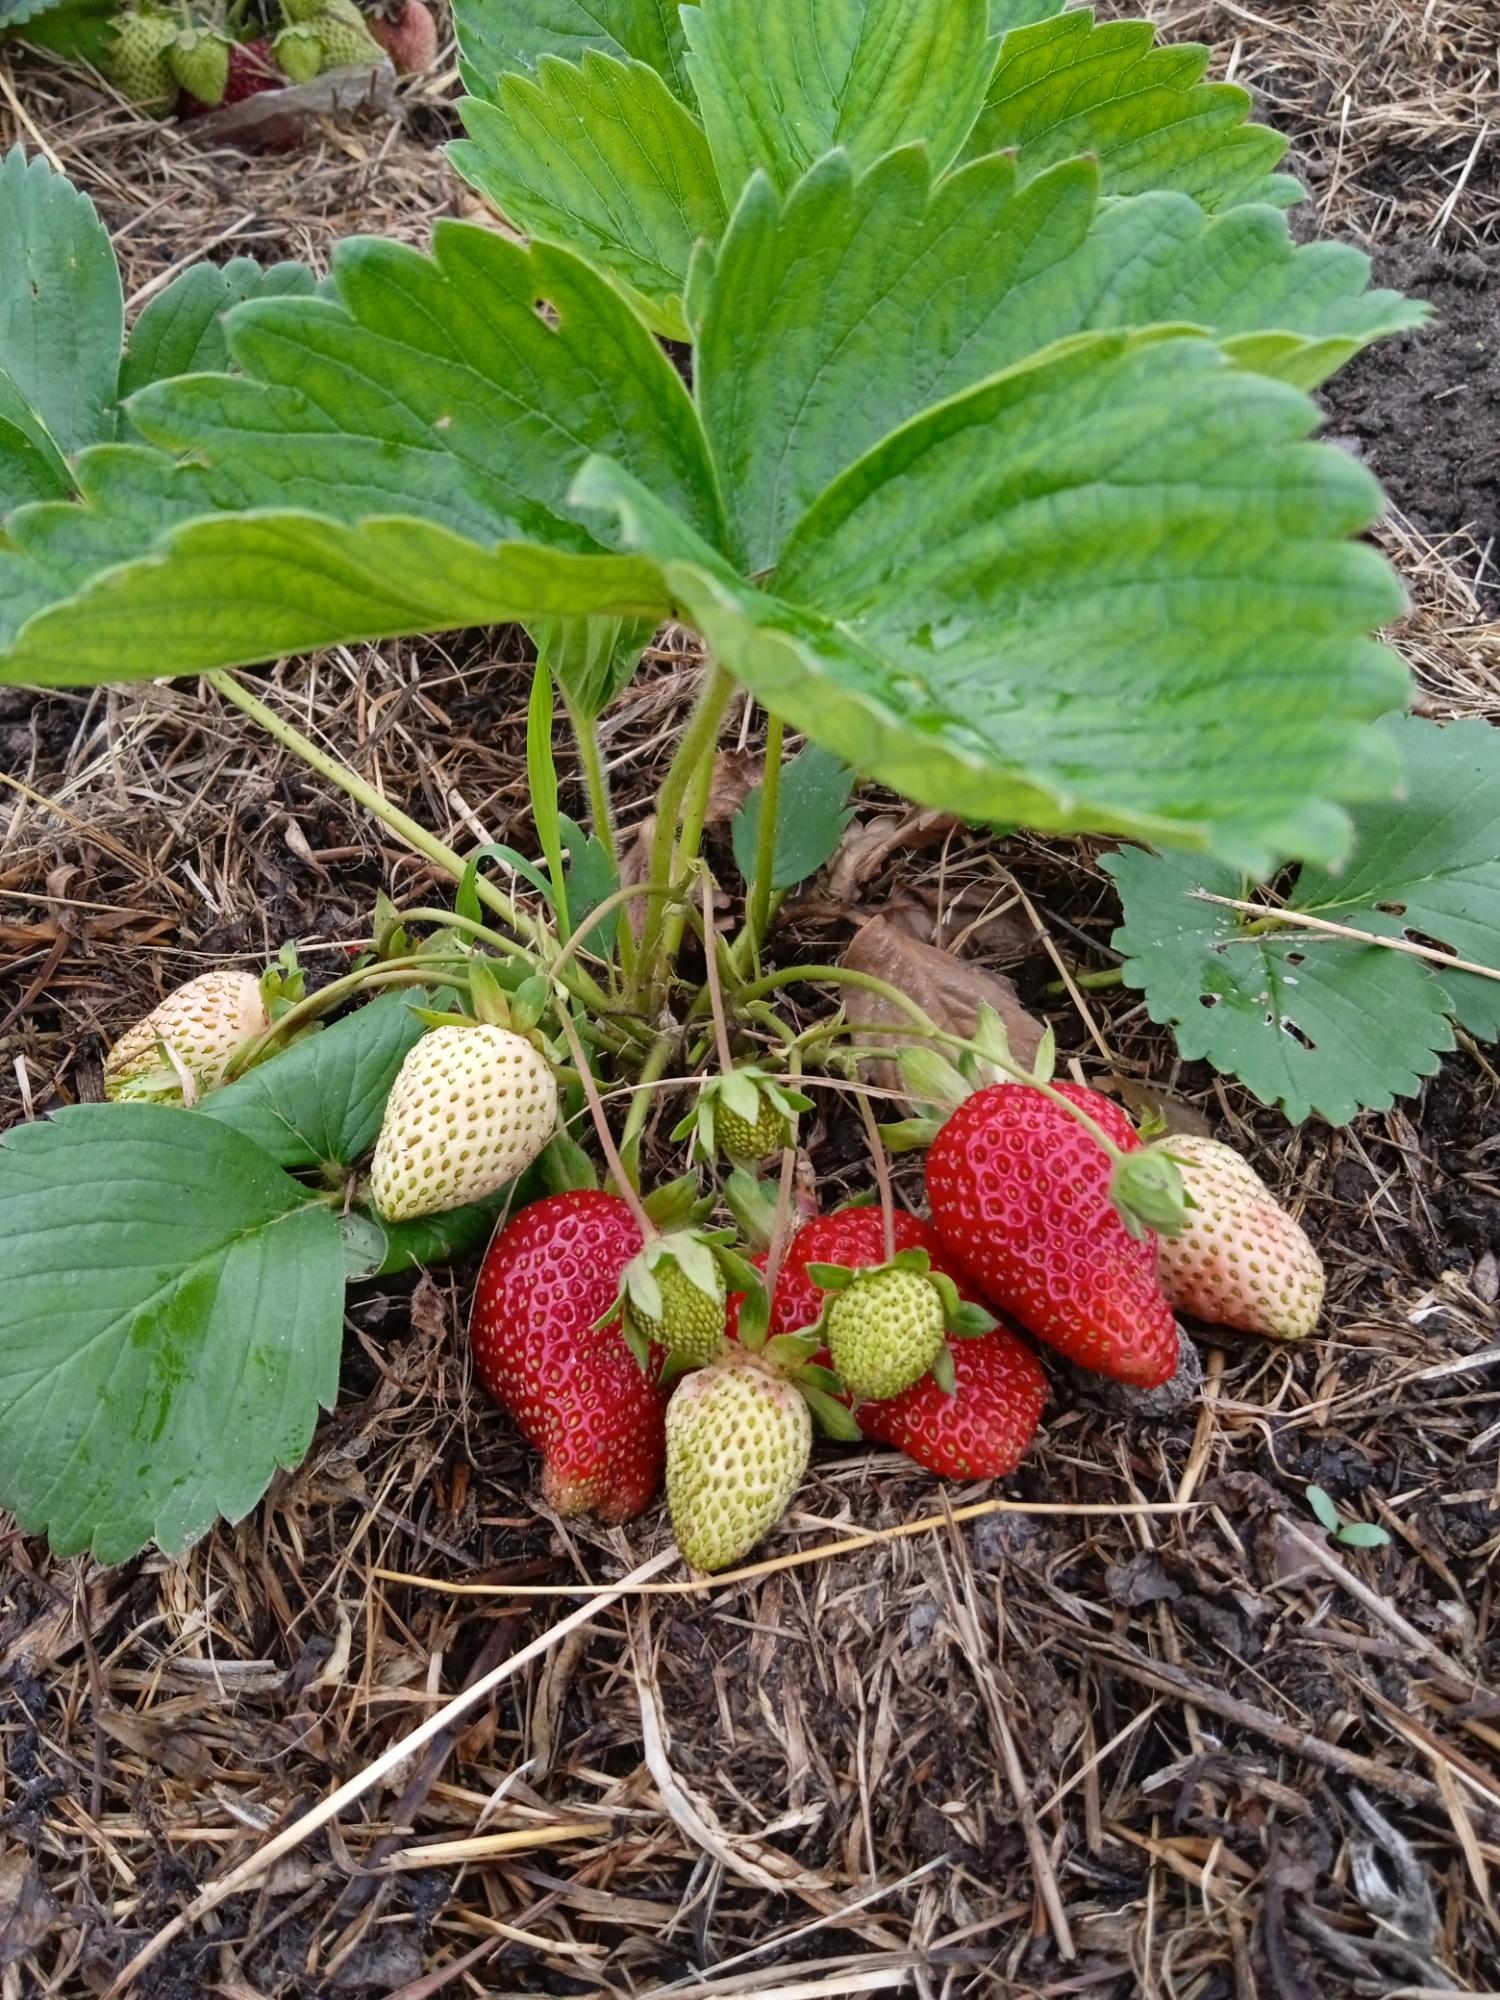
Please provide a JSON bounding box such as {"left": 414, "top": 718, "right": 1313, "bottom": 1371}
{"left": 568, "top": 699, "right": 637, "bottom": 986}
{"left": 634, "top": 659, "right": 735, "bottom": 999}
{"left": 619, "top": 1031, "right": 678, "bottom": 1163}
{"left": 743, "top": 711, "right": 783, "bottom": 969}
{"left": 700, "top": 869, "right": 735, "bottom": 1076}
{"left": 552, "top": 1003, "right": 654, "bottom": 1237}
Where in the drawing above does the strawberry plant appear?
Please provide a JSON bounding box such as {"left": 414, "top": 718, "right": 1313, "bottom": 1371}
{"left": 0, "top": 0, "right": 1491, "bottom": 1568}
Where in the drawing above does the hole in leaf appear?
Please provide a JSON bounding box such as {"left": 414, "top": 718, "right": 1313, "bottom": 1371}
{"left": 1199, "top": 994, "right": 1219, "bottom": 1010}
{"left": 1283, "top": 1020, "right": 1316, "bottom": 1050}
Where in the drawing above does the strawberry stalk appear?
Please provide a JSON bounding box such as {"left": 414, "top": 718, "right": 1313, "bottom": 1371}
{"left": 853, "top": 1086, "right": 896, "bottom": 1266}
{"left": 633, "top": 659, "right": 735, "bottom": 1003}
{"left": 740, "top": 710, "right": 783, "bottom": 971}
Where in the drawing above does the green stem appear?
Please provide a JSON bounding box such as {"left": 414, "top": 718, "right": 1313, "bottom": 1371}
{"left": 619, "top": 1031, "right": 677, "bottom": 1162}
{"left": 206, "top": 669, "right": 613, "bottom": 1017}
{"left": 1044, "top": 966, "right": 1125, "bottom": 997}
{"left": 734, "top": 963, "right": 1130, "bottom": 1164}
{"left": 742, "top": 712, "right": 783, "bottom": 970}
{"left": 568, "top": 699, "right": 637, "bottom": 988}
{"left": 228, "top": 956, "right": 469, "bottom": 1077}
{"left": 634, "top": 659, "right": 735, "bottom": 1001}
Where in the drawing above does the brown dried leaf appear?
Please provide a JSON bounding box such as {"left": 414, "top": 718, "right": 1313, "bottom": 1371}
{"left": 840, "top": 916, "right": 1044, "bottom": 1108}
{"left": 0, "top": 1848, "right": 59, "bottom": 1968}
{"left": 828, "top": 810, "right": 960, "bottom": 901}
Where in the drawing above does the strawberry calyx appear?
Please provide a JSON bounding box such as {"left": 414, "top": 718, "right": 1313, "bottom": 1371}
{"left": 1109, "top": 1147, "right": 1192, "bottom": 1241}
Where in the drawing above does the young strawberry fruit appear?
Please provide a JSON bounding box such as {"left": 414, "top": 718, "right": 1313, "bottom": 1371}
{"left": 307, "top": 0, "right": 385, "bottom": 66}
{"left": 366, "top": 0, "right": 437, "bottom": 71}
{"left": 666, "top": 1355, "right": 811, "bottom": 1572}
{"left": 105, "top": 9, "right": 180, "bottom": 110}
{"left": 825, "top": 1265, "right": 948, "bottom": 1401}
{"left": 272, "top": 24, "right": 322, "bottom": 78}
{"left": 168, "top": 27, "right": 230, "bottom": 105}
{"left": 105, "top": 969, "right": 269, "bottom": 1100}
{"left": 470, "top": 1191, "right": 665, "bottom": 1520}
{"left": 1151, "top": 1134, "right": 1325, "bottom": 1341}
{"left": 859, "top": 1327, "right": 1046, "bottom": 1479}
{"left": 926, "top": 1083, "right": 1180, "bottom": 1388}
{"left": 675, "top": 1066, "right": 812, "bottom": 1167}
{"left": 620, "top": 1232, "right": 729, "bottom": 1370}
{"left": 370, "top": 1024, "right": 557, "bottom": 1223}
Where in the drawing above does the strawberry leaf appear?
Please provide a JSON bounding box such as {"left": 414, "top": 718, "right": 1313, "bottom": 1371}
{"left": 731, "top": 742, "right": 853, "bottom": 893}
{"left": 119, "top": 257, "right": 318, "bottom": 402}
{"left": 455, "top": 0, "right": 693, "bottom": 106}
{"left": 0, "top": 147, "right": 121, "bottom": 460}
{"left": 695, "top": 150, "right": 1420, "bottom": 570}
{"left": 963, "top": 11, "right": 1295, "bottom": 210}
{"left": 201, "top": 987, "right": 436, "bottom": 1170}
{"left": 684, "top": 0, "right": 993, "bottom": 200}
{"left": 1106, "top": 716, "right": 1500, "bottom": 1123}
{"left": 454, "top": 54, "right": 726, "bottom": 339}
{"left": 0, "top": 1106, "right": 345, "bottom": 1562}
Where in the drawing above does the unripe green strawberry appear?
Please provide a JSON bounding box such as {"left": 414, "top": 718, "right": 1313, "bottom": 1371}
{"left": 273, "top": 24, "right": 322, "bottom": 76}
{"left": 1151, "top": 1134, "right": 1324, "bottom": 1341}
{"left": 278, "top": 0, "right": 324, "bottom": 22}
{"left": 623, "top": 1235, "right": 728, "bottom": 1369}
{"left": 717, "top": 1095, "right": 789, "bottom": 1163}
{"left": 666, "top": 1357, "right": 811, "bottom": 1572}
{"left": 168, "top": 28, "right": 230, "bottom": 105}
{"left": 825, "top": 1264, "right": 948, "bottom": 1402}
{"left": 105, "top": 970, "right": 270, "bottom": 1100}
{"left": 310, "top": 1, "right": 384, "bottom": 67}
{"left": 105, "top": 10, "right": 180, "bottom": 110}
{"left": 370, "top": 1024, "right": 557, "bottom": 1223}
{"left": 675, "top": 1066, "right": 810, "bottom": 1167}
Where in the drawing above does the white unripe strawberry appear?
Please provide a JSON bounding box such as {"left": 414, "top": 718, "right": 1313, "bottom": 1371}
{"left": 1150, "top": 1134, "right": 1324, "bottom": 1341}
{"left": 665, "top": 1356, "right": 811, "bottom": 1573}
{"left": 370, "top": 1024, "right": 557, "bottom": 1223}
{"left": 104, "top": 971, "right": 270, "bottom": 1101}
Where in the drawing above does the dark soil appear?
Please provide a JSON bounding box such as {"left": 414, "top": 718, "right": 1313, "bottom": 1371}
{"left": 1321, "top": 237, "right": 1500, "bottom": 598}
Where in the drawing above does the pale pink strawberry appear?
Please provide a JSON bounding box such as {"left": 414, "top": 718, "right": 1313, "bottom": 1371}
{"left": 1150, "top": 1134, "right": 1324, "bottom": 1340}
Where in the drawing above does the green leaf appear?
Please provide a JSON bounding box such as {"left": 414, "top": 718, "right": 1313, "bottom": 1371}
{"left": 1335, "top": 1521, "right": 1390, "bottom": 1550}
{"left": 732, "top": 740, "right": 854, "bottom": 891}
{"left": 560, "top": 814, "right": 621, "bottom": 958}
{"left": 1107, "top": 716, "right": 1500, "bottom": 1122}
{"left": 0, "top": 510, "right": 670, "bottom": 685}
{"left": 1292, "top": 715, "right": 1500, "bottom": 1040}
{"left": 0, "top": 1106, "right": 344, "bottom": 1562}
{"left": 990, "top": 0, "right": 1063, "bottom": 26}
{"left": 454, "top": 53, "right": 726, "bottom": 338}
{"left": 201, "top": 988, "right": 435, "bottom": 1171}
{"left": 696, "top": 150, "right": 1420, "bottom": 570}
{"left": 119, "top": 257, "right": 318, "bottom": 402}
{"left": 1104, "top": 847, "right": 1452, "bottom": 1127}
{"left": 964, "top": 12, "right": 1292, "bottom": 211}
{"left": 531, "top": 613, "right": 654, "bottom": 722}
{"left": 684, "top": 0, "right": 993, "bottom": 199}
{"left": 588, "top": 328, "right": 1407, "bottom": 872}
{"left": 1306, "top": 1483, "right": 1340, "bottom": 1533}
{"left": 368, "top": 1175, "right": 534, "bottom": 1277}
{"left": 455, "top": 0, "right": 693, "bottom": 106}
{"left": 801, "top": 1385, "right": 861, "bottom": 1440}
{"left": 1, "top": 0, "right": 116, "bottom": 61}
{"left": 0, "top": 147, "right": 122, "bottom": 456}
{"left": 0, "top": 368, "right": 73, "bottom": 510}
{"left": 0, "top": 224, "right": 721, "bottom": 677}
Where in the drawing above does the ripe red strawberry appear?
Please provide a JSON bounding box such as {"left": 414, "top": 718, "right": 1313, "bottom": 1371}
{"left": 859, "top": 1328, "right": 1045, "bottom": 1479}
{"left": 470, "top": 1191, "right": 665, "bottom": 1521}
{"left": 224, "top": 38, "right": 283, "bottom": 100}
{"left": 926, "top": 1083, "right": 1179, "bottom": 1388}
{"left": 367, "top": 0, "right": 438, "bottom": 71}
